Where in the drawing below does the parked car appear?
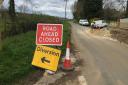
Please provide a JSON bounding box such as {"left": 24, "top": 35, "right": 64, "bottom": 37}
{"left": 91, "top": 20, "right": 108, "bottom": 28}
{"left": 79, "top": 19, "right": 89, "bottom": 26}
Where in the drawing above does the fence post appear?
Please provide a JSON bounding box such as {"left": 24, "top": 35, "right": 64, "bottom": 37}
{"left": 0, "top": 32, "right": 2, "bottom": 50}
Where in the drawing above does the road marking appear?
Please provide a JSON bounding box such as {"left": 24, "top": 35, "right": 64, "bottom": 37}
{"left": 78, "top": 76, "right": 88, "bottom": 85}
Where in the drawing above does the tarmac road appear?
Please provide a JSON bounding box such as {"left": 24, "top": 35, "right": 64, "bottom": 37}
{"left": 71, "top": 22, "right": 128, "bottom": 85}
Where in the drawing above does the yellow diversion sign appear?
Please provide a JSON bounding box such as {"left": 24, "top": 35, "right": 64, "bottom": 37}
{"left": 32, "top": 46, "right": 61, "bottom": 71}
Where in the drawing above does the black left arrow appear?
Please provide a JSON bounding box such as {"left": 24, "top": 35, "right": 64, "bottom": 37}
{"left": 41, "top": 57, "right": 50, "bottom": 63}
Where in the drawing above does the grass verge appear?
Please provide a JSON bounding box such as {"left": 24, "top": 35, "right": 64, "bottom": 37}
{"left": 0, "top": 21, "right": 71, "bottom": 85}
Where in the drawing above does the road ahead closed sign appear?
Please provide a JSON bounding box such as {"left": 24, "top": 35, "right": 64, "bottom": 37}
{"left": 32, "top": 46, "right": 61, "bottom": 71}
{"left": 36, "top": 24, "right": 63, "bottom": 46}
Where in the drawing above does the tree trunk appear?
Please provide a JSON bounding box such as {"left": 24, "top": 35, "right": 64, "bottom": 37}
{"left": 126, "top": 0, "right": 128, "bottom": 17}
{"left": 9, "top": 0, "right": 15, "bottom": 18}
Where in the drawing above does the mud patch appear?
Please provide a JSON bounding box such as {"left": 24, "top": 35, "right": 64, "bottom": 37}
{"left": 74, "top": 59, "right": 84, "bottom": 67}
{"left": 86, "top": 28, "right": 111, "bottom": 38}
{"left": 48, "top": 55, "right": 83, "bottom": 85}
{"left": 110, "top": 28, "right": 128, "bottom": 44}
{"left": 49, "top": 71, "right": 81, "bottom": 85}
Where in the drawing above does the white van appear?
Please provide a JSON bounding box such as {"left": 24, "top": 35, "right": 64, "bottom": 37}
{"left": 91, "top": 20, "right": 108, "bottom": 28}
{"left": 79, "top": 19, "right": 89, "bottom": 26}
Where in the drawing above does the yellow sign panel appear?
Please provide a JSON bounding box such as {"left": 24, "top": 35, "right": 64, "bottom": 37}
{"left": 32, "top": 46, "right": 61, "bottom": 71}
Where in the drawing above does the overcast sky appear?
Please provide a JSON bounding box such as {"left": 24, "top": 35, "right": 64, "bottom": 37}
{"left": 3, "top": 0, "right": 76, "bottom": 19}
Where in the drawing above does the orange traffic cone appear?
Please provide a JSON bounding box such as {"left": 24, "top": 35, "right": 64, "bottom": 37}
{"left": 61, "top": 41, "right": 74, "bottom": 71}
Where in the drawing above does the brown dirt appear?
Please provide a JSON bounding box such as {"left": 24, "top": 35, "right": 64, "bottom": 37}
{"left": 110, "top": 28, "right": 128, "bottom": 44}
{"left": 49, "top": 71, "right": 81, "bottom": 85}
{"left": 88, "top": 28, "right": 111, "bottom": 37}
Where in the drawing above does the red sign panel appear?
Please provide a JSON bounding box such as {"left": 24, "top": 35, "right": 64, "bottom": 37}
{"left": 36, "top": 24, "right": 63, "bottom": 46}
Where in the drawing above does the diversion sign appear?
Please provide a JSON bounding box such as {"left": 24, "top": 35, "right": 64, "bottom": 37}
{"left": 36, "top": 24, "right": 63, "bottom": 46}
{"left": 32, "top": 46, "right": 61, "bottom": 71}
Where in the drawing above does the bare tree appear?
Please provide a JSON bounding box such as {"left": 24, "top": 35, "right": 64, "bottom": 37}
{"left": 17, "top": 0, "right": 30, "bottom": 14}
{"left": 25, "top": 0, "right": 39, "bottom": 14}
{"left": 27, "top": 0, "right": 34, "bottom": 13}
{"left": 18, "top": 5, "right": 29, "bottom": 14}
{"left": 71, "top": 0, "right": 84, "bottom": 20}
{"left": 103, "top": 0, "right": 122, "bottom": 22}
{"left": 117, "top": 0, "right": 127, "bottom": 11}
{"left": 103, "top": 0, "right": 115, "bottom": 9}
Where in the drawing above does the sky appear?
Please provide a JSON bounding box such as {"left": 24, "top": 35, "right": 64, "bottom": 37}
{"left": 2, "top": 0, "right": 76, "bottom": 19}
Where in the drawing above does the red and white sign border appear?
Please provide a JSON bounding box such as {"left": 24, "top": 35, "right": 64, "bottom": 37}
{"left": 36, "top": 23, "right": 63, "bottom": 46}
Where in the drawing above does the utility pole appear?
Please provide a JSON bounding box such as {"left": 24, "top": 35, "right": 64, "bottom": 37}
{"left": 64, "top": 0, "right": 68, "bottom": 19}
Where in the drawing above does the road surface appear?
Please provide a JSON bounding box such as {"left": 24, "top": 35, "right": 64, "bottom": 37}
{"left": 71, "top": 22, "right": 128, "bottom": 85}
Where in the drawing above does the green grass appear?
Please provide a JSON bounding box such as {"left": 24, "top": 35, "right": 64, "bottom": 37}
{"left": 0, "top": 21, "right": 71, "bottom": 85}
{"left": 61, "top": 21, "right": 71, "bottom": 55}
{"left": 0, "top": 31, "right": 36, "bottom": 85}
